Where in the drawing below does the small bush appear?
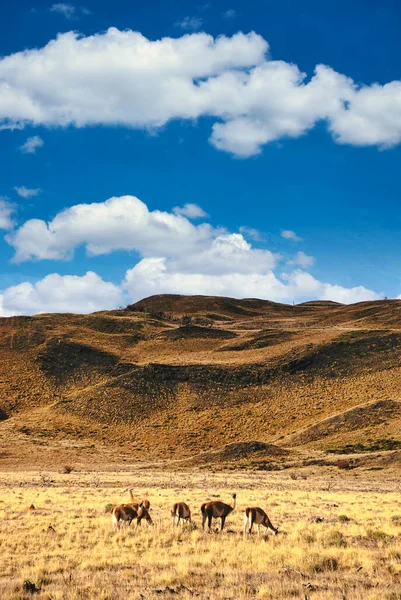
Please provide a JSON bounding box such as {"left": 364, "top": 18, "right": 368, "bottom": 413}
{"left": 182, "top": 521, "right": 197, "bottom": 532}
{"left": 339, "top": 514, "right": 351, "bottom": 523}
{"left": 63, "top": 465, "right": 74, "bottom": 474}
{"left": 323, "top": 530, "right": 347, "bottom": 548}
{"left": 104, "top": 503, "right": 115, "bottom": 514}
{"left": 366, "top": 528, "right": 390, "bottom": 542}
{"left": 391, "top": 515, "right": 401, "bottom": 526}
{"left": 312, "top": 557, "right": 338, "bottom": 573}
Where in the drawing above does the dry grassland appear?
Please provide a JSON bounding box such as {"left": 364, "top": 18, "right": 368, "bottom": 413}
{"left": 1, "top": 470, "right": 401, "bottom": 599}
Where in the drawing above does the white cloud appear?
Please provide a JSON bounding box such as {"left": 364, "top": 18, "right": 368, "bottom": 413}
{"left": 223, "top": 9, "right": 236, "bottom": 18}
{"left": 0, "top": 190, "right": 381, "bottom": 314}
{"left": 0, "top": 198, "right": 16, "bottom": 230}
{"left": 287, "top": 250, "right": 314, "bottom": 268}
{"left": 173, "top": 203, "right": 208, "bottom": 218}
{"left": 281, "top": 270, "right": 380, "bottom": 304}
{"left": 14, "top": 186, "right": 41, "bottom": 199}
{"left": 0, "top": 271, "right": 122, "bottom": 316}
{"left": 1, "top": 28, "right": 401, "bottom": 157}
{"left": 6, "top": 196, "right": 279, "bottom": 283}
{"left": 281, "top": 229, "right": 302, "bottom": 241}
{"left": 50, "top": 3, "right": 76, "bottom": 19}
{"left": 123, "top": 260, "right": 379, "bottom": 305}
{"left": 176, "top": 16, "right": 203, "bottom": 31}
{"left": 239, "top": 226, "right": 263, "bottom": 242}
{"left": 0, "top": 263, "right": 381, "bottom": 316}
{"left": 19, "top": 135, "right": 44, "bottom": 154}
{"left": 6, "top": 195, "right": 216, "bottom": 262}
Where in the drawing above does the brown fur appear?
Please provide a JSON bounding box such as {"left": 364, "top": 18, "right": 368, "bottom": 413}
{"left": 171, "top": 502, "right": 191, "bottom": 527}
{"left": 112, "top": 502, "right": 152, "bottom": 530}
{"left": 243, "top": 506, "right": 278, "bottom": 536}
{"left": 201, "top": 493, "right": 236, "bottom": 531}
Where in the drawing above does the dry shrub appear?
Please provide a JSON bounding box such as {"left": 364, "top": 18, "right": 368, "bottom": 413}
{"left": 311, "top": 556, "right": 339, "bottom": 572}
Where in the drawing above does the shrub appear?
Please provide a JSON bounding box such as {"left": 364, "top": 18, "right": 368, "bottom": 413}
{"left": 63, "top": 465, "right": 74, "bottom": 474}
{"left": 324, "top": 530, "right": 347, "bottom": 548}
{"left": 104, "top": 503, "right": 115, "bottom": 514}
{"left": 312, "top": 557, "right": 338, "bottom": 573}
{"left": 366, "top": 528, "right": 390, "bottom": 542}
{"left": 339, "top": 514, "right": 351, "bottom": 523}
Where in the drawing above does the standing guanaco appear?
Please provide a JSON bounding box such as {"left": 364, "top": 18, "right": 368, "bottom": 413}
{"left": 126, "top": 488, "right": 151, "bottom": 510}
{"left": 201, "top": 493, "right": 236, "bottom": 531}
{"left": 171, "top": 502, "right": 191, "bottom": 527}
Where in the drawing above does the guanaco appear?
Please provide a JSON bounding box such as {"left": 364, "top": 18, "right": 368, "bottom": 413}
{"left": 126, "top": 488, "right": 151, "bottom": 510}
{"left": 171, "top": 502, "right": 191, "bottom": 527}
{"left": 243, "top": 506, "right": 278, "bottom": 536}
{"left": 201, "top": 493, "right": 236, "bottom": 531}
{"left": 112, "top": 501, "right": 152, "bottom": 531}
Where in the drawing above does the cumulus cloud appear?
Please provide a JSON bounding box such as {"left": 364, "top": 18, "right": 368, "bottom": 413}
{"left": 6, "top": 195, "right": 217, "bottom": 262}
{"left": 287, "top": 251, "right": 315, "bottom": 268}
{"left": 122, "top": 260, "right": 379, "bottom": 305}
{"left": 1, "top": 28, "right": 401, "bottom": 157}
{"left": 281, "top": 229, "right": 302, "bottom": 241}
{"left": 173, "top": 203, "right": 208, "bottom": 218}
{"left": 0, "top": 263, "right": 381, "bottom": 316}
{"left": 14, "top": 186, "right": 41, "bottom": 199}
{"left": 0, "top": 192, "right": 382, "bottom": 314}
{"left": 223, "top": 9, "right": 236, "bottom": 18}
{"left": 0, "top": 271, "right": 122, "bottom": 316}
{"left": 5, "top": 195, "right": 279, "bottom": 287}
{"left": 0, "top": 198, "right": 16, "bottom": 230}
{"left": 19, "top": 135, "right": 44, "bottom": 154}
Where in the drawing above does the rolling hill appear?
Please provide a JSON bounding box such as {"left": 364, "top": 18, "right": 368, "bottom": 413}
{"left": 1, "top": 294, "right": 401, "bottom": 471}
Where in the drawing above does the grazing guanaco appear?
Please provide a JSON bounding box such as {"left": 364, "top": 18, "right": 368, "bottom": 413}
{"left": 171, "top": 502, "right": 191, "bottom": 528}
{"left": 112, "top": 501, "right": 152, "bottom": 531}
{"left": 201, "top": 493, "right": 236, "bottom": 531}
{"left": 126, "top": 488, "right": 151, "bottom": 510}
{"left": 243, "top": 507, "right": 278, "bottom": 536}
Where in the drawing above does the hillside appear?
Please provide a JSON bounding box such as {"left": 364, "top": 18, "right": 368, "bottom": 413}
{"left": 1, "top": 295, "right": 401, "bottom": 471}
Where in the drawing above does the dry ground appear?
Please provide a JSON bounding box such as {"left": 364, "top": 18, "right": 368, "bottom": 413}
{"left": 1, "top": 469, "right": 401, "bottom": 600}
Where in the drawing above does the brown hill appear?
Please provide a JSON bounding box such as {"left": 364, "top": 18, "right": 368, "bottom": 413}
{"left": 1, "top": 295, "right": 401, "bottom": 470}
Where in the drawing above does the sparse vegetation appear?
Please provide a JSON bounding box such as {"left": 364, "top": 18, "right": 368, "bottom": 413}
{"left": 327, "top": 438, "right": 401, "bottom": 454}
{"left": 0, "top": 470, "right": 400, "bottom": 600}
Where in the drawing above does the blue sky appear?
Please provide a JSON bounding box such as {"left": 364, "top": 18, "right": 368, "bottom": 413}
{"left": 1, "top": 0, "right": 401, "bottom": 314}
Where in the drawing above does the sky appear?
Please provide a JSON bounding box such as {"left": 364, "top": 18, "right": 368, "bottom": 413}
{"left": 1, "top": 0, "right": 401, "bottom": 315}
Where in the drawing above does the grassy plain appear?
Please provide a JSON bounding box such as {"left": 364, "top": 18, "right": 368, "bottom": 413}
{"left": 1, "top": 469, "right": 401, "bottom": 600}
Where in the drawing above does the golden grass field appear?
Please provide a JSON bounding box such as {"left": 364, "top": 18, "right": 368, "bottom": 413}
{"left": 1, "top": 469, "right": 401, "bottom": 600}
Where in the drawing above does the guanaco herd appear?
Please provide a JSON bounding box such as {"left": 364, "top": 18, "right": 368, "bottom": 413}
{"left": 112, "top": 489, "right": 278, "bottom": 536}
